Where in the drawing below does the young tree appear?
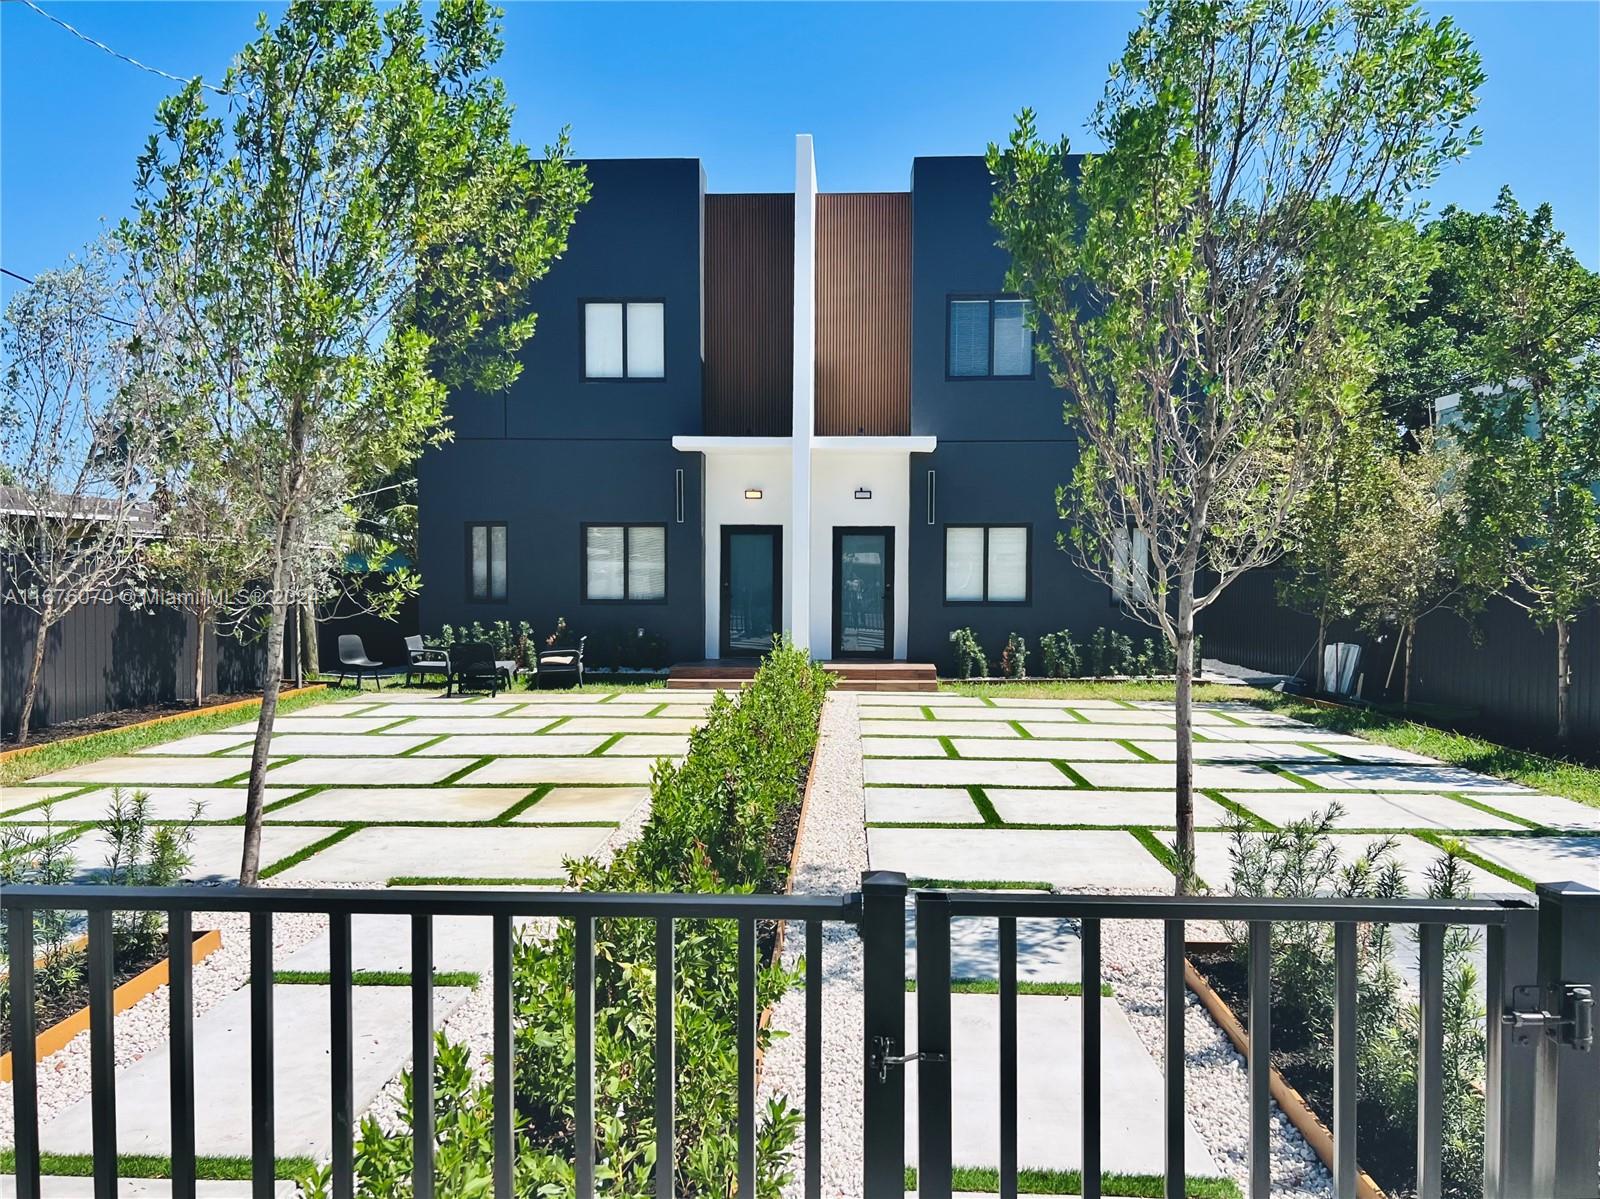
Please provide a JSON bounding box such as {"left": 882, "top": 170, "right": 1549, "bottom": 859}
{"left": 127, "top": 0, "right": 588, "bottom": 882}
{"left": 989, "top": 0, "right": 1482, "bottom": 886}
{"left": 1343, "top": 434, "right": 1463, "bottom": 707}
{"left": 1449, "top": 188, "right": 1600, "bottom": 742}
{"left": 0, "top": 242, "right": 164, "bottom": 743}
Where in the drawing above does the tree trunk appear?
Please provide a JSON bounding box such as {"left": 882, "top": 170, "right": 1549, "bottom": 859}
{"left": 1314, "top": 612, "right": 1328, "bottom": 694}
{"left": 1402, "top": 622, "right": 1415, "bottom": 708}
{"left": 14, "top": 611, "right": 53, "bottom": 746}
{"left": 239, "top": 591, "right": 288, "bottom": 885}
{"left": 193, "top": 614, "right": 209, "bottom": 708}
{"left": 1173, "top": 564, "right": 1198, "bottom": 896}
{"left": 300, "top": 599, "right": 319, "bottom": 677}
{"left": 1555, "top": 617, "right": 1571, "bottom": 743}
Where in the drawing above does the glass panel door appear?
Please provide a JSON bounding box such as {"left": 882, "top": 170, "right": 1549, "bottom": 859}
{"left": 721, "top": 527, "right": 781, "bottom": 657}
{"left": 834, "top": 528, "right": 893, "bottom": 658}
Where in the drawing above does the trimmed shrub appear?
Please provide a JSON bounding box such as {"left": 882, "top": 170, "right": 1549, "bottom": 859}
{"left": 1000, "top": 632, "right": 1027, "bottom": 679}
{"left": 1039, "top": 630, "right": 1081, "bottom": 678}
{"left": 951, "top": 627, "right": 988, "bottom": 678}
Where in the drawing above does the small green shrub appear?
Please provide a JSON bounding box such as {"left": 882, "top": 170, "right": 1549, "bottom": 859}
{"left": 439, "top": 623, "right": 455, "bottom": 648}
{"left": 100, "top": 788, "right": 200, "bottom": 958}
{"left": 1000, "top": 632, "right": 1027, "bottom": 679}
{"left": 951, "top": 628, "right": 988, "bottom": 678}
{"left": 1039, "top": 630, "right": 1081, "bottom": 678}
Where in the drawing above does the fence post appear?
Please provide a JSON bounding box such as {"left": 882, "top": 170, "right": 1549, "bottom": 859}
{"left": 1531, "top": 881, "right": 1600, "bottom": 1198}
{"left": 1483, "top": 906, "right": 1538, "bottom": 1199}
{"left": 861, "top": 870, "right": 908, "bottom": 1199}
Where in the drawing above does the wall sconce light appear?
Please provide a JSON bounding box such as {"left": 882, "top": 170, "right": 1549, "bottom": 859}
{"left": 744, "top": 488, "right": 763, "bottom": 500}
{"left": 854, "top": 487, "right": 872, "bottom": 500}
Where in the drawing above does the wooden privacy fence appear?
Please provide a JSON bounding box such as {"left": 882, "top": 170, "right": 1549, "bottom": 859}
{"left": 1198, "top": 569, "right": 1600, "bottom": 743}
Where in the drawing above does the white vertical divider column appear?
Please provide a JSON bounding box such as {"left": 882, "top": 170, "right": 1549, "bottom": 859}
{"left": 790, "top": 134, "right": 817, "bottom": 656}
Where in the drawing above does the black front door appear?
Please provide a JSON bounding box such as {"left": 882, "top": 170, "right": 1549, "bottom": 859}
{"left": 720, "top": 525, "right": 782, "bottom": 658}
{"left": 833, "top": 527, "right": 894, "bottom": 659}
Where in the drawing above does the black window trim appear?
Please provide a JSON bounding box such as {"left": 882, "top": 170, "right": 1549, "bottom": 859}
{"left": 464, "top": 521, "right": 509, "bottom": 605}
{"left": 580, "top": 522, "right": 670, "bottom": 605}
{"left": 944, "top": 293, "right": 1036, "bottom": 382}
{"left": 580, "top": 298, "right": 668, "bottom": 382}
{"left": 942, "top": 522, "right": 1033, "bottom": 606}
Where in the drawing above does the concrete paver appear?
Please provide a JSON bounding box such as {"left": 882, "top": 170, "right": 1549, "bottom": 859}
{"left": 33, "top": 757, "right": 251, "bottom": 786}
{"left": 461, "top": 756, "right": 658, "bottom": 785}
{"left": 864, "top": 759, "right": 1073, "bottom": 787}
{"left": 264, "top": 756, "right": 480, "bottom": 786}
{"left": 905, "top": 903, "right": 1083, "bottom": 983}
{"left": 1190, "top": 830, "right": 1517, "bottom": 895}
{"left": 223, "top": 733, "right": 437, "bottom": 757}
{"left": 222, "top": 715, "right": 400, "bottom": 734}
{"left": 604, "top": 734, "right": 691, "bottom": 758}
{"left": 1222, "top": 790, "right": 1525, "bottom": 831}
{"left": 1071, "top": 761, "right": 1302, "bottom": 790}
{"left": 1287, "top": 762, "right": 1540, "bottom": 794}
{"left": 0, "top": 785, "right": 298, "bottom": 823}
{"left": 411, "top": 733, "right": 610, "bottom": 756}
{"left": 858, "top": 718, "right": 1021, "bottom": 738}
{"left": 273, "top": 824, "right": 612, "bottom": 882}
{"left": 983, "top": 788, "right": 1231, "bottom": 827}
{"left": 511, "top": 785, "right": 651, "bottom": 823}
{"left": 865, "top": 786, "right": 984, "bottom": 823}
{"left": 1462, "top": 835, "right": 1600, "bottom": 886}
{"left": 868, "top": 827, "right": 1175, "bottom": 890}
{"left": 950, "top": 738, "right": 1141, "bottom": 761}
{"left": 268, "top": 786, "right": 527, "bottom": 823}
{"left": 132, "top": 734, "right": 254, "bottom": 756}
{"left": 559, "top": 716, "right": 705, "bottom": 735}
{"left": 374, "top": 716, "right": 562, "bottom": 735}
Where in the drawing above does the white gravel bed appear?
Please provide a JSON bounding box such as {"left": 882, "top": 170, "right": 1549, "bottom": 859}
{"left": 760, "top": 692, "right": 869, "bottom": 1199}
{"left": 0, "top": 881, "right": 333, "bottom": 1144}
{"left": 1101, "top": 909, "right": 1333, "bottom": 1199}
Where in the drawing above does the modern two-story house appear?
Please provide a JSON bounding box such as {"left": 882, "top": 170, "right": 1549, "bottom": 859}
{"left": 417, "top": 137, "right": 1141, "bottom": 673}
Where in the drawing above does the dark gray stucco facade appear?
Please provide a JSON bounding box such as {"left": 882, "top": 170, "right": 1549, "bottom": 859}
{"left": 417, "top": 159, "right": 707, "bottom": 661}
{"left": 906, "top": 156, "right": 1132, "bottom": 673}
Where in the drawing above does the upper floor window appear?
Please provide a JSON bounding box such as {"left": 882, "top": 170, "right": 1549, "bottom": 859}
{"left": 583, "top": 524, "right": 667, "bottom": 602}
{"left": 584, "top": 301, "right": 665, "bottom": 380}
{"left": 947, "top": 296, "right": 1033, "bottom": 379}
{"left": 467, "top": 522, "right": 508, "bottom": 602}
{"left": 1111, "top": 525, "right": 1152, "bottom": 606}
{"left": 945, "top": 525, "right": 1030, "bottom": 603}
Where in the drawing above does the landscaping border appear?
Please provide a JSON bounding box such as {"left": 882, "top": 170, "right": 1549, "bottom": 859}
{"left": 0, "top": 928, "right": 224, "bottom": 1083}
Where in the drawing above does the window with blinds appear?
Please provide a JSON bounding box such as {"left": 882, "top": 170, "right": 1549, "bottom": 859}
{"left": 467, "top": 523, "right": 508, "bottom": 603}
{"left": 584, "top": 301, "right": 665, "bottom": 380}
{"left": 944, "top": 525, "right": 1030, "bottom": 603}
{"left": 584, "top": 524, "right": 667, "bottom": 602}
{"left": 946, "top": 297, "right": 1033, "bottom": 379}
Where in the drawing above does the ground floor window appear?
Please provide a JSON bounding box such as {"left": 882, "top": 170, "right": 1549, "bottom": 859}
{"left": 584, "top": 524, "right": 667, "bottom": 602}
{"left": 944, "top": 524, "right": 1029, "bottom": 603}
{"left": 467, "top": 522, "right": 508, "bottom": 602}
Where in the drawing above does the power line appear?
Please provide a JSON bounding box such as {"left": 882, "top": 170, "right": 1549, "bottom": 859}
{"left": 1, "top": 267, "right": 139, "bottom": 329}
{"left": 15, "top": 0, "right": 232, "bottom": 97}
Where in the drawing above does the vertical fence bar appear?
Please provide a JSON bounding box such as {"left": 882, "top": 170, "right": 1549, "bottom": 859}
{"left": 412, "top": 914, "right": 435, "bottom": 1199}
{"left": 738, "top": 917, "right": 757, "bottom": 1199}
{"left": 1531, "top": 881, "right": 1600, "bottom": 1198}
{"left": 1332, "top": 921, "right": 1357, "bottom": 1199}
{"left": 655, "top": 917, "right": 676, "bottom": 1199}
{"left": 88, "top": 907, "right": 118, "bottom": 1199}
{"left": 1247, "top": 920, "right": 1271, "bottom": 1199}
{"left": 1081, "top": 918, "right": 1101, "bottom": 1199}
{"left": 1162, "top": 919, "right": 1185, "bottom": 1199}
{"left": 998, "top": 916, "right": 1018, "bottom": 1199}
{"left": 493, "top": 913, "right": 515, "bottom": 1199}
{"left": 917, "top": 890, "right": 953, "bottom": 1199}
{"left": 330, "top": 911, "right": 354, "bottom": 1199}
{"left": 861, "top": 872, "right": 908, "bottom": 1199}
{"left": 1416, "top": 923, "right": 1444, "bottom": 1199}
{"left": 250, "top": 911, "right": 274, "bottom": 1199}
{"left": 805, "top": 919, "right": 823, "bottom": 1199}
{"left": 1483, "top": 911, "right": 1538, "bottom": 1199}
{"left": 169, "top": 909, "right": 196, "bottom": 1199}
{"left": 8, "top": 909, "right": 41, "bottom": 1199}
{"left": 573, "top": 914, "right": 595, "bottom": 1199}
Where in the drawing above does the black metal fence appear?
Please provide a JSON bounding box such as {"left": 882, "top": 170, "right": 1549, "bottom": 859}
{"left": 5, "top": 875, "right": 1597, "bottom": 1199}
{"left": 1198, "top": 569, "right": 1600, "bottom": 745}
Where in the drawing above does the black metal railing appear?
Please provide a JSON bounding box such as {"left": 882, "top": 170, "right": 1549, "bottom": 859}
{"left": 5, "top": 876, "right": 1597, "bottom": 1199}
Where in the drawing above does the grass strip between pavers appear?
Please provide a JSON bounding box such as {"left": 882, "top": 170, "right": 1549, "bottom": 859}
{"left": 258, "top": 824, "right": 362, "bottom": 878}
{"left": 1204, "top": 789, "right": 1274, "bottom": 830}
{"left": 274, "top": 969, "right": 481, "bottom": 987}
{"left": 904, "top": 978, "right": 1113, "bottom": 997}
{"left": 1130, "top": 826, "right": 1181, "bottom": 876}
{"left": 494, "top": 784, "right": 554, "bottom": 823}
{"left": 388, "top": 875, "right": 565, "bottom": 886}
{"left": 908, "top": 877, "right": 1055, "bottom": 890}
{"left": 0, "top": 1150, "right": 314, "bottom": 1181}
{"left": 967, "top": 785, "right": 1002, "bottom": 826}
{"left": 904, "top": 1165, "right": 1242, "bottom": 1199}
{"left": 0, "top": 687, "right": 351, "bottom": 787}
{"left": 1412, "top": 830, "right": 1535, "bottom": 891}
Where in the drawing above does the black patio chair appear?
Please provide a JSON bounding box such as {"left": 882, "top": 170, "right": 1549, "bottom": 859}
{"left": 404, "top": 635, "right": 451, "bottom": 687}
{"left": 536, "top": 635, "right": 587, "bottom": 689}
{"left": 448, "top": 641, "right": 500, "bottom": 697}
{"left": 336, "top": 635, "right": 386, "bottom": 690}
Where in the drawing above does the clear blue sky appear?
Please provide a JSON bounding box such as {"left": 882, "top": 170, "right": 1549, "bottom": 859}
{"left": 3, "top": 0, "right": 1597, "bottom": 308}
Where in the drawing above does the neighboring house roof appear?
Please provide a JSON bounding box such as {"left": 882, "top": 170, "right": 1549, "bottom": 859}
{"left": 0, "top": 483, "right": 162, "bottom": 536}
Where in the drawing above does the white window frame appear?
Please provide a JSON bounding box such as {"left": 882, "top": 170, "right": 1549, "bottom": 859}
{"left": 943, "top": 524, "right": 1031, "bottom": 604}
{"left": 583, "top": 299, "right": 665, "bottom": 380}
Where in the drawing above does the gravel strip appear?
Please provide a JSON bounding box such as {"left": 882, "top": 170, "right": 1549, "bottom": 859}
{"left": 760, "top": 691, "right": 868, "bottom": 1199}
{"left": 0, "top": 881, "right": 332, "bottom": 1143}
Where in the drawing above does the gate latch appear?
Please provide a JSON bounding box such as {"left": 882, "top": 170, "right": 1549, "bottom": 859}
{"left": 870, "top": 1035, "right": 948, "bottom": 1082}
{"left": 1503, "top": 984, "right": 1594, "bottom": 1051}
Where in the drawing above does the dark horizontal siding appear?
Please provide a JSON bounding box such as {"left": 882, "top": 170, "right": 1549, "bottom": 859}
{"left": 703, "top": 194, "right": 794, "bottom": 436}
{"left": 816, "top": 193, "right": 911, "bottom": 436}
{"left": 1198, "top": 569, "right": 1600, "bottom": 744}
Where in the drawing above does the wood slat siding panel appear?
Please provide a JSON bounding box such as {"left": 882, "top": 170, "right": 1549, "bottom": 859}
{"left": 1198, "top": 569, "right": 1599, "bottom": 743}
{"left": 703, "top": 194, "right": 794, "bottom": 436}
{"left": 815, "top": 193, "right": 911, "bottom": 436}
